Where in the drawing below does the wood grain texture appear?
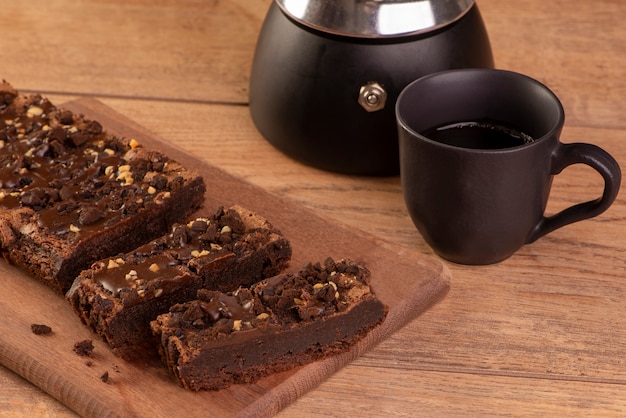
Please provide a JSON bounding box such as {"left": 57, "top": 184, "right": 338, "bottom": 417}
{"left": 1, "top": 0, "right": 626, "bottom": 416}
{"left": 0, "top": 0, "right": 268, "bottom": 103}
{"left": 0, "top": 99, "right": 449, "bottom": 417}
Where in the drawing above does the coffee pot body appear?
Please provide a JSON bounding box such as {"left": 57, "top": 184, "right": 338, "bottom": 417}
{"left": 249, "top": 0, "right": 494, "bottom": 175}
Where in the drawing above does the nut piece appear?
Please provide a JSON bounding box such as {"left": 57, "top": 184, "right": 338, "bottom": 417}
{"left": 26, "top": 106, "right": 44, "bottom": 118}
{"left": 191, "top": 249, "right": 210, "bottom": 258}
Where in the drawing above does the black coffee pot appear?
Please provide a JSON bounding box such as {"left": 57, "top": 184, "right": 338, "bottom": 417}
{"left": 249, "top": 0, "right": 494, "bottom": 176}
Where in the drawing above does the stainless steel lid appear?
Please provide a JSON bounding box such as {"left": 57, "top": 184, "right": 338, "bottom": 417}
{"left": 275, "top": 0, "right": 476, "bottom": 38}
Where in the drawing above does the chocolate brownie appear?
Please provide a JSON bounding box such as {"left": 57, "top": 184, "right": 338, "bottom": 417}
{"left": 67, "top": 205, "right": 292, "bottom": 359}
{"left": 0, "top": 81, "right": 205, "bottom": 293}
{"left": 150, "top": 258, "right": 387, "bottom": 391}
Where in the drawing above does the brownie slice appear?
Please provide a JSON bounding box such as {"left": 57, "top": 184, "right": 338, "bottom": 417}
{"left": 150, "top": 258, "right": 388, "bottom": 391}
{"left": 0, "top": 81, "right": 205, "bottom": 293}
{"left": 67, "top": 205, "right": 292, "bottom": 359}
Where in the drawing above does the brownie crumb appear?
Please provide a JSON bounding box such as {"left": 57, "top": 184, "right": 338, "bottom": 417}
{"left": 73, "top": 339, "right": 94, "bottom": 356}
{"left": 100, "top": 371, "right": 110, "bottom": 383}
{"left": 30, "top": 324, "right": 52, "bottom": 335}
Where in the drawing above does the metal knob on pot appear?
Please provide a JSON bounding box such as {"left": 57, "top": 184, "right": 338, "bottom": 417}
{"left": 249, "top": 0, "right": 494, "bottom": 176}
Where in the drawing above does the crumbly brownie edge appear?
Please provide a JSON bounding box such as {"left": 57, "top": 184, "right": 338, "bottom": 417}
{"left": 154, "top": 296, "right": 387, "bottom": 391}
{"left": 198, "top": 231, "right": 292, "bottom": 292}
{"left": 67, "top": 266, "right": 203, "bottom": 359}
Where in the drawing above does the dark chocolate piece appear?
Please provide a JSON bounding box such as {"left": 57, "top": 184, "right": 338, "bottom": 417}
{"left": 73, "top": 339, "right": 94, "bottom": 356}
{"left": 30, "top": 324, "right": 52, "bottom": 335}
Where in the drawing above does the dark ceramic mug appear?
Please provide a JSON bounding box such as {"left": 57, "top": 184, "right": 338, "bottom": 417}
{"left": 396, "top": 69, "right": 621, "bottom": 265}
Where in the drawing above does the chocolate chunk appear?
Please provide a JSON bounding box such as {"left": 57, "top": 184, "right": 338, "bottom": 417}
{"left": 21, "top": 187, "right": 57, "bottom": 209}
{"left": 47, "top": 126, "right": 68, "bottom": 143}
{"left": 68, "top": 131, "right": 91, "bottom": 147}
{"left": 100, "top": 371, "right": 110, "bottom": 383}
{"left": 149, "top": 174, "right": 168, "bottom": 190}
{"left": 189, "top": 219, "right": 208, "bottom": 233}
{"left": 58, "top": 186, "right": 74, "bottom": 200}
{"left": 78, "top": 206, "right": 105, "bottom": 226}
{"left": 85, "top": 120, "right": 103, "bottom": 134}
{"left": 57, "top": 109, "right": 74, "bottom": 125}
{"left": 315, "top": 284, "right": 337, "bottom": 302}
{"left": 73, "top": 339, "right": 94, "bottom": 356}
{"left": 221, "top": 208, "right": 246, "bottom": 234}
{"left": 31, "top": 324, "right": 52, "bottom": 335}
{"left": 0, "top": 80, "right": 17, "bottom": 105}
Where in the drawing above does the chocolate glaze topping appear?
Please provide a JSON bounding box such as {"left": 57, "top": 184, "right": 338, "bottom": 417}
{"left": 0, "top": 92, "right": 185, "bottom": 241}
{"left": 92, "top": 207, "right": 262, "bottom": 296}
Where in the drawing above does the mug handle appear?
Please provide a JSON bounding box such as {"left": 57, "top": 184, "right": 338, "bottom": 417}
{"left": 527, "top": 142, "right": 621, "bottom": 243}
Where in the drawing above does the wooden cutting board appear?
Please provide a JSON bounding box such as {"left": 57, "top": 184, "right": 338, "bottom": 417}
{"left": 0, "top": 98, "right": 450, "bottom": 418}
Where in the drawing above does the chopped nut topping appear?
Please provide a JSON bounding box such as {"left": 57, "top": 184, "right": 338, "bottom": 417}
{"left": 69, "top": 224, "right": 81, "bottom": 233}
{"left": 125, "top": 270, "right": 138, "bottom": 281}
{"left": 148, "top": 263, "right": 160, "bottom": 272}
{"left": 26, "top": 106, "right": 44, "bottom": 118}
{"left": 232, "top": 320, "right": 242, "bottom": 331}
{"left": 147, "top": 186, "right": 156, "bottom": 194}
{"left": 191, "top": 249, "right": 210, "bottom": 258}
{"left": 154, "top": 288, "right": 163, "bottom": 298}
{"left": 129, "top": 138, "right": 140, "bottom": 149}
{"left": 155, "top": 191, "right": 171, "bottom": 204}
{"left": 107, "top": 259, "right": 120, "bottom": 269}
{"left": 210, "top": 243, "right": 222, "bottom": 251}
{"left": 256, "top": 313, "right": 269, "bottom": 320}
{"left": 116, "top": 171, "right": 133, "bottom": 185}
{"left": 220, "top": 225, "right": 232, "bottom": 234}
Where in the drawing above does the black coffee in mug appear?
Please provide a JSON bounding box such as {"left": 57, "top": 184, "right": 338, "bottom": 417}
{"left": 396, "top": 69, "right": 621, "bottom": 265}
{"left": 422, "top": 120, "right": 534, "bottom": 149}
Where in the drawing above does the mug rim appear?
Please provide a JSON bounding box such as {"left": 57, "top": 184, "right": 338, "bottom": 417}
{"left": 396, "top": 68, "right": 565, "bottom": 153}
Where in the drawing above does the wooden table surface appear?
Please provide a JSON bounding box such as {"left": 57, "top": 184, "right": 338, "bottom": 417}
{"left": 1, "top": 0, "right": 626, "bottom": 416}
